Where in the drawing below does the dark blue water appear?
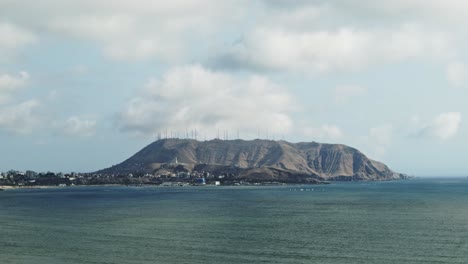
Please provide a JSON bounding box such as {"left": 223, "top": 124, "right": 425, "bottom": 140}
{"left": 1, "top": 178, "right": 468, "bottom": 263}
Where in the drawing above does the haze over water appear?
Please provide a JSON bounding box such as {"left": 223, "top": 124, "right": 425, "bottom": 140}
{"left": 1, "top": 178, "right": 468, "bottom": 264}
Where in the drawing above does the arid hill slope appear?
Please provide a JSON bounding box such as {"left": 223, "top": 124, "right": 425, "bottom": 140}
{"left": 98, "top": 139, "right": 404, "bottom": 181}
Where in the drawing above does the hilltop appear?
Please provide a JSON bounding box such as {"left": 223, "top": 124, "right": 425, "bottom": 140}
{"left": 97, "top": 139, "right": 405, "bottom": 183}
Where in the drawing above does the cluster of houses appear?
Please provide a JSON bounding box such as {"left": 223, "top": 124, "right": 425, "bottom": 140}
{"left": 0, "top": 169, "right": 227, "bottom": 187}
{"left": 1, "top": 170, "right": 84, "bottom": 186}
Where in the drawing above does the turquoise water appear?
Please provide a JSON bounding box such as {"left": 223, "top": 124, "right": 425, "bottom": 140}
{"left": 1, "top": 178, "right": 468, "bottom": 263}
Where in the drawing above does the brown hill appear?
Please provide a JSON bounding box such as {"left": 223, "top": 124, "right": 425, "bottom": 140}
{"left": 98, "top": 139, "right": 404, "bottom": 181}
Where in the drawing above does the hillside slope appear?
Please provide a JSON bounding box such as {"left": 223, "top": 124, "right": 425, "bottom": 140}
{"left": 98, "top": 139, "right": 404, "bottom": 181}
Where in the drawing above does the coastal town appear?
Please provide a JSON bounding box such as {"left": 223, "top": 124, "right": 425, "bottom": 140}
{"left": 0, "top": 168, "right": 282, "bottom": 189}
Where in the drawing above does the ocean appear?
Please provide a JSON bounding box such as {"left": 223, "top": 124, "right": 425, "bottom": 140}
{"left": 1, "top": 178, "right": 468, "bottom": 263}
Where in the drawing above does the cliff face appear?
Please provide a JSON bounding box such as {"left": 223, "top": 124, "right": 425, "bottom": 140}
{"left": 98, "top": 139, "right": 404, "bottom": 181}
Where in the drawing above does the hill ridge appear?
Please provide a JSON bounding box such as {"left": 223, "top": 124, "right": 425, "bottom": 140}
{"left": 98, "top": 138, "right": 404, "bottom": 182}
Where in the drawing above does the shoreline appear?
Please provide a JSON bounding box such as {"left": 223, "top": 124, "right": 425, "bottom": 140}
{"left": 0, "top": 186, "right": 16, "bottom": 190}
{"left": 0, "top": 183, "right": 318, "bottom": 190}
{"left": 0, "top": 178, "right": 418, "bottom": 191}
{"left": 0, "top": 184, "right": 129, "bottom": 191}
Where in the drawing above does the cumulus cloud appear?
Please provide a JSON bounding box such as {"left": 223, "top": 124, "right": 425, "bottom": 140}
{"left": 338, "top": 0, "right": 468, "bottom": 25}
{"left": 303, "top": 124, "right": 343, "bottom": 141}
{"left": 0, "top": 71, "right": 30, "bottom": 102}
{"left": 216, "top": 24, "right": 453, "bottom": 74}
{"left": 265, "top": 1, "right": 468, "bottom": 29}
{"left": 0, "top": 23, "right": 35, "bottom": 52}
{"left": 0, "top": 0, "right": 247, "bottom": 62}
{"left": 0, "top": 100, "right": 41, "bottom": 135}
{"left": 0, "top": 71, "right": 42, "bottom": 135}
{"left": 0, "top": 1, "right": 463, "bottom": 67}
{"left": 211, "top": 1, "right": 457, "bottom": 74}
{"left": 411, "top": 112, "right": 462, "bottom": 140}
{"left": 430, "top": 112, "right": 462, "bottom": 140}
{"left": 446, "top": 62, "right": 467, "bottom": 87}
{"left": 117, "top": 65, "right": 294, "bottom": 138}
{"left": 62, "top": 116, "right": 97, "bottom": 137}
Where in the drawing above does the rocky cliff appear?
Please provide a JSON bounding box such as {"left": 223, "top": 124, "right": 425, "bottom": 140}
{"left": 98, "top": 139, "right": 404, "bottom": 182}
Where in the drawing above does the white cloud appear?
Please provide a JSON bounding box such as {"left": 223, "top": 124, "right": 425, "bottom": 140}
{"left": 333, "top": 85, "right": 367, "bottom": 104}
{"left": 0, "top": 71, "right": 30, "bottom": 104}
{"left": 62, "top": 116, "right": 97, "bottom": 137}
{"left": 212, "top": 1, "right": 457, "bottom": 74}
{"left": 338, "top": 0, "right": 468, "bottom": 25}
{"left": 217, "top": 24, "right": 453, "bottom": 74}
{"left": 21, "top": 1, "right": 247, "bottom": 61}
{"left": 411, "top": 112, "right": 462, "bottom": 140}
{"left": 0, "top": 71, "right": 29, "bottom": 98}
{"left": 0, "top": 100, "right": 41, "bottom": 135}
{"left": 117, "top": 65, "right": 294, "bottom": 138}
{"left": 303, "top": 124, "right": 343, "bottom": 141}
{"left": 430, "top": 112, "right": 462, "bottom": 140}
{"left": 0, "top": 71, "right": 41, "bottom": 135}
{"left": 0, "top": 1, "right": 463, "bottom": 67}
{"left": 446, "top": 62, "right": 467, "bottom": 87}
{"left": 0, "top": 23, "right": 35, "bottom": 52}
{"left": 263, "top": 1, "right": 468, "bottom": 29}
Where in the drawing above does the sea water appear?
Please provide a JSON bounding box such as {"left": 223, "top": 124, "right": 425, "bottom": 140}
{"left": 1, "top": 178, "right": 468, "bottom": 264}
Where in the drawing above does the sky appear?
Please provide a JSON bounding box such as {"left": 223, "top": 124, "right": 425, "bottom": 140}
{"left": 0, "top": 0, "right": 467, "bottom": 176}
